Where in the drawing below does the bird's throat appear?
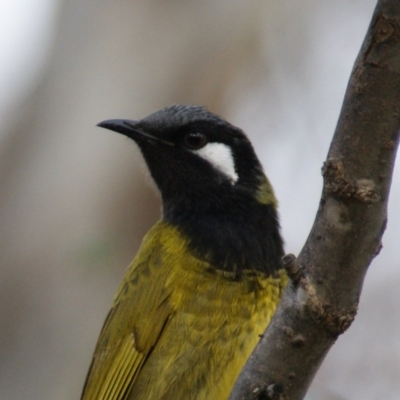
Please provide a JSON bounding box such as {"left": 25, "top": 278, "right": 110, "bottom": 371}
{"left": 163, "top": 198, "right": 284, "bottom": 278}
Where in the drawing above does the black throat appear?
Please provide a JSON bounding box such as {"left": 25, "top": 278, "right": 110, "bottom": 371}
{"left": 162, "top": 187, "right": 284, "bottom": 278}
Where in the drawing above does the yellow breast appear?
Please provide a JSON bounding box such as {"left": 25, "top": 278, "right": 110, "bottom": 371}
{"left": 123, "top": 221, "right": 287, "bottom": 399}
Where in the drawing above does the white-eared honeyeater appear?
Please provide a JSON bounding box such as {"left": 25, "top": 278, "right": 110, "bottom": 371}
{"left": 81, "top": 105, "right": 287, "bottom": 400}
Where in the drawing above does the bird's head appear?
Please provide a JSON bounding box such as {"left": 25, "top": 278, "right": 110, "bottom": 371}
{"left": 98, "top": 104, "right": 277, "bottom": 215}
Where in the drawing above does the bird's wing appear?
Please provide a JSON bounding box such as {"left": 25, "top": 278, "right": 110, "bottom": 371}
{"left": 81, "top": 238, "right": 174, "bottom": 400}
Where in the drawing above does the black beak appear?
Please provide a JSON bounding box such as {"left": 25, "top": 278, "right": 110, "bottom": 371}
{"left": 97, "top": 119, "right": 174, "bottom": 146}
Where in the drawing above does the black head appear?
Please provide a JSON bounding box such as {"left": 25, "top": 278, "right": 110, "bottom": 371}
{"left": 98, "top": 105, "right": 274, "bottom": 206}
{"left": 98, "top": 105, "right": 283, "bottom": 276}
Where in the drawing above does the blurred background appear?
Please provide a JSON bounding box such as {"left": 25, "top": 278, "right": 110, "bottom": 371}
{"left": 1, "top": 1, "right": 399, "bottom": 399}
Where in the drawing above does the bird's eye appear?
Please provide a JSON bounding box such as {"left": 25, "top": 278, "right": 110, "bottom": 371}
{"left": 184, "top": 132, "right": 207, "bottom": 149}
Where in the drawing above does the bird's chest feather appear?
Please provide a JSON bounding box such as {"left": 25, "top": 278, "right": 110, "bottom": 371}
{"left": 122, "top": 221, "right": 286, "bottom": 400}
{"left": 144, "top": 225, "right": 285, "bottom": 399}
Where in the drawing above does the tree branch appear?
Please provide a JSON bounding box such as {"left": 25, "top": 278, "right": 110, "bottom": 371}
{"left": 229, "top": 1, "right": 400, "bottom": 399}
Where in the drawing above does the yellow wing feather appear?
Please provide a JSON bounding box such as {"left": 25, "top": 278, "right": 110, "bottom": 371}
{"left": 81, "top": 222, "right": 174, "bottom": 400}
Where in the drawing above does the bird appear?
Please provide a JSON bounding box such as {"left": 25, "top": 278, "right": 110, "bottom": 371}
{"left": 81, "top": 104, "right": 287, "bottom": 400}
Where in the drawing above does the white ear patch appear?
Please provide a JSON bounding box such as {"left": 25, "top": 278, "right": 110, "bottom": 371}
{"left": 192, "top": 142, "right": 238, "bottom": 183}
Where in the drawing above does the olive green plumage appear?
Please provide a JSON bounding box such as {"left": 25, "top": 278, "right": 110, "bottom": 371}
{"left": 81, "top": 105, "right": 287, "bottom": 400}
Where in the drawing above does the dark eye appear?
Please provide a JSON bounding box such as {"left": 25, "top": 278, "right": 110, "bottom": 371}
{"left": 184, "top": 132, "right": 207, "bottom": 149}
